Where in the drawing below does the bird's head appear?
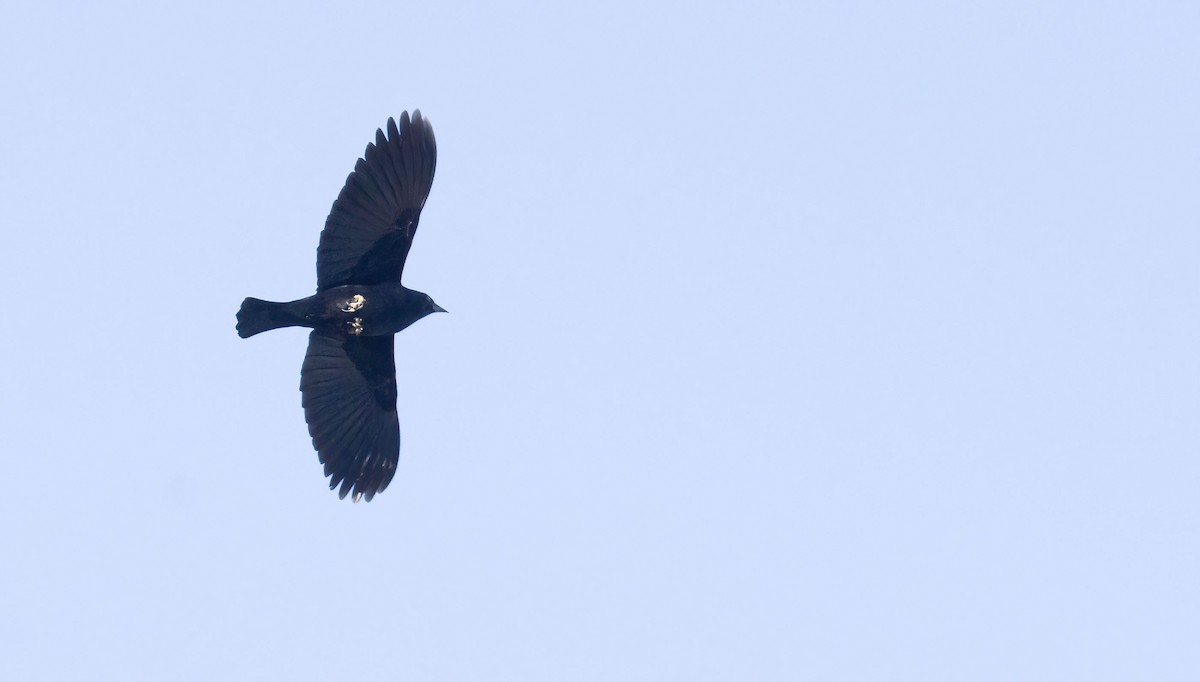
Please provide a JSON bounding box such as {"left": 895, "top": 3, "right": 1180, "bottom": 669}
{"left": 422, "top": 293, "right": 447, "bottom": 316}
{"left": 409, "top": 291, "right": 447, "bottom": 321}
{"left": 381, "top": 288, "right": 447, "bottom": 335}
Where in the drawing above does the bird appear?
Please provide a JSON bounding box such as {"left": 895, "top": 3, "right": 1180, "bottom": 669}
{"left": 236, "top": 111, "right": 444, "bottom": 502}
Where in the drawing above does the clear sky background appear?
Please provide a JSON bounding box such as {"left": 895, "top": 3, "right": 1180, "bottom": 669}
{"left": 2, "top": 1, "right": 1197, "bottom": 680}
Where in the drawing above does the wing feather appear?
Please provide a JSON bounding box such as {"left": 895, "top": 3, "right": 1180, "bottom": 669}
{"left": 300, "top": 332, "right": 400, "bottom": 501}
{"left": 316, "top": 111, "right": 437, "bottom": 290}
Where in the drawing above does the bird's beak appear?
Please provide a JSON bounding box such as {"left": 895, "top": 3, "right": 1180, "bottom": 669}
{"left": 432, "top": 303, "right": 447, "bottom": 313}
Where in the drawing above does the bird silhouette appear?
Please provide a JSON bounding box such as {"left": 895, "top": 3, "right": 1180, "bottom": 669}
{"left": 237, "top": 111, "right": 444, "bottom": 501}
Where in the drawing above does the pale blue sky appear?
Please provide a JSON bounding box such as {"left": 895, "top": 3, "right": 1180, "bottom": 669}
{"left": 2, "top": 2, "right": 1198, "bottom": 680}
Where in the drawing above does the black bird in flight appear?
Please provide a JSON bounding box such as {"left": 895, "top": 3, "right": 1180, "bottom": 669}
{"left": 236, "top": 111, "right": 444, "bottom": 502}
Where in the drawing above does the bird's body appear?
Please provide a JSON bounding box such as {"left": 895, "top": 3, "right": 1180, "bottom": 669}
{"left": 236, "top": 111, "right": 443, "bottom": 502}
{"left": 237, "top": 284, "right": 443, "bottom": 339}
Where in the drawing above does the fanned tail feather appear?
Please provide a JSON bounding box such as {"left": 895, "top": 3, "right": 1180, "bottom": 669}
{"left": 236, "top": 297, "right": 298, "bottom": 338}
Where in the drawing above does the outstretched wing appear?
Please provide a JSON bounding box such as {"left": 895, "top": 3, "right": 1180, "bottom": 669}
{"left": 316, "top": 111, "right": 437, "bottom": 290}
{"left": 300, "top": 331, "right": 400, "bottom": 501}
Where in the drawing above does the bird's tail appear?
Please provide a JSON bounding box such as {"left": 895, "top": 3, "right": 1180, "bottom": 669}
{"left": 237, "top": 297, "right": 300, "bottom": 338}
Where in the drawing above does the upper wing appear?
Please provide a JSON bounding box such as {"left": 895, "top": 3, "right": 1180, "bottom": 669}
{"left": 300, "top": 331, "right": 400, "bottom": 501}
{"left": 316, "top": 111, "right": 437, "bottom": 290}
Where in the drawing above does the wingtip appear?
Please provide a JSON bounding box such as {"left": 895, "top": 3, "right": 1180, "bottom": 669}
{"left": 380, "top": 110, "right": 432, "bottom": 143}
